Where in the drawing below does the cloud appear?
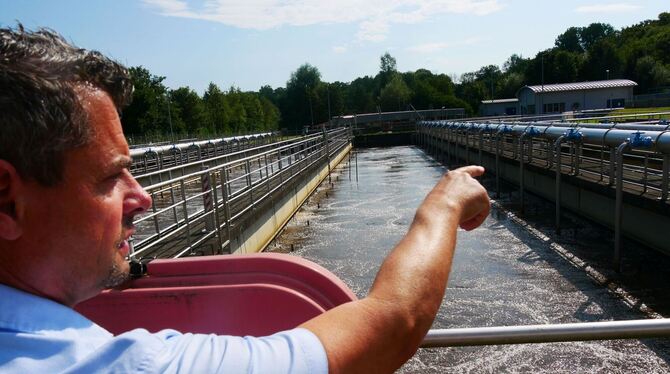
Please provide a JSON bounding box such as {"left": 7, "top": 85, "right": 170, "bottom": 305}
{"left": 142, "top": 0, "right": 504, "bottom": 42}
{"left": 406, "top": 37, "right": 484, "bottom": 53}
{"left": 332, "top": 45, "right": 347, "bottom": 54}
{"left": 575, "top": 3, "right": 641, "bottom": 13}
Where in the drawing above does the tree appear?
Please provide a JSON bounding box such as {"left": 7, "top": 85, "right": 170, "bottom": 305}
{"left": 170, "top": 87, "right": 207, "bottom": 135}
{"left": 380, "top": 75, "right": 412, "bottom": 111}
{"left": 260, "top": 97, "right": 280, "bottom": 130}
{"left": 580, "top": 39, "right": 622, "bottom": 80}
{"left": 580, "top": 23, "right": 616, "bottom": 51}
{"left": 203, "top": 83, "right": 230, "bottom": 134}
{"left": 555, "top": 27, "right": 584, "bottom": 53}
{"left": 122, "top": 66, "right": 170, "bottom": 137}
{"left": 283, "top": 64, "right": 322, "bottom": 132}
{"left": 380, "top": 52, "right": 397, "bottom": 74}
{"left": 225, "top": 87, "right": 248, "bottom": 133}
{"left": 634, "top": 56, "right": 670, "bottom": 93}
{"left": 242, "top": 94, "right": 264, "bottom": 131}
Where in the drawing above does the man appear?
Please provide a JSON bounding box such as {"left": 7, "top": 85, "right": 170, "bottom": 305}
{"left": 0, "top": 25, "right": 490, "bottom": 373}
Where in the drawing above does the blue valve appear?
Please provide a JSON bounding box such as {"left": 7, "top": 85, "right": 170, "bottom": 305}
{"left": 499, "top": 125, "right": 512, "bottom": 133}
{"left": 628, "top": 131, "right": 653, "bottom": 148}
{"left": 483, "top": 124, "right": 491, "bottom": 132}
{"left": 563, "top": 128, "right": 583, "bottom": 141}
{"left": 526, "top": 126, "right": 541, "bottom": 137}
{"left": 659, "top": 119, "right": 668, "bottom": 126}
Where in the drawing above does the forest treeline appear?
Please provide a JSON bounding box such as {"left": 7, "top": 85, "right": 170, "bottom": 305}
{"left": 121, "top": 12, "right": 670, "bottom": 137}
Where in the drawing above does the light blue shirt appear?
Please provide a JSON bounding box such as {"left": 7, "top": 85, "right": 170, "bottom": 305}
{"left": 0, "top": 284, "right": 328, "bottom": 373}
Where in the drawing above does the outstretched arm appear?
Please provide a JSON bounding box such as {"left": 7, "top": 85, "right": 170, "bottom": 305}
{"left": 300, "top": 166, "right": 491, "bottom": 373}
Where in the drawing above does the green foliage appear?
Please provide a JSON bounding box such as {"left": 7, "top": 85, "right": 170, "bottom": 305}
{"left": 123, "top": 71, "right": 281, "bottom": 140}
{"left": 281, "top": 63, "right": 322, "bottom": 132}
{"left": 380, "top": 52, "right": 397, "bottom": 74}
{"left": 122, "top": 66, "right": 170, "bottom": 136}
{"left": 380, "top": 74, "right": 412, "bottom": 111}
{"left": 555, "top": 27, "right": 584, "bottom": 53}
{"left": 123, "top": 13, "right": 668, "bottom": 138}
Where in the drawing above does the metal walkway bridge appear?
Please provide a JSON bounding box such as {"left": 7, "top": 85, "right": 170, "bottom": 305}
{"left": 127, "top": 111, "right": 670, "bottom": 270}
{"left": 129, "top": 128, "right": 351, "bottom": 260}
{"left": 417, "top": 119, "right": 670, "bottom": 269}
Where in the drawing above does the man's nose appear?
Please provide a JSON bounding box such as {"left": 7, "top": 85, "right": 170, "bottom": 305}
{"left": 124, "top": 173, "right": 152, "bottom": 216}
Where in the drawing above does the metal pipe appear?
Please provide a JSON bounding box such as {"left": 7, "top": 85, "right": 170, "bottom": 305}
{"left": 420, "top": 319, "right": 670, "bottom": 348}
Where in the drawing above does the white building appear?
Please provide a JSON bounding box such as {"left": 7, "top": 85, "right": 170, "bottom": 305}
{"left": 479, "top": 79, "right": 638, "bottom": 116}
{"left": 479, "top": 98, "right": 519, "bottom": 116}
{"left": 517, "top": 79, "right": 637, "bottom": 115}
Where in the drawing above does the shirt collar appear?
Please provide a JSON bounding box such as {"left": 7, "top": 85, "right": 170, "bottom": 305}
{"left": 0, "top": 283, "right": 111, "bottom": 339}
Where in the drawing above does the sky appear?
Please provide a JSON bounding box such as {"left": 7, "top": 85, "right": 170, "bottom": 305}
{"left": 1, "top": 1, "right": 668, "bottom": 94}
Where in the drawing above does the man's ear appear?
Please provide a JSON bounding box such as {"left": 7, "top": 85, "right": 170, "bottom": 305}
{"left": 0, "top": 160, "right": 23, "bottom": 241}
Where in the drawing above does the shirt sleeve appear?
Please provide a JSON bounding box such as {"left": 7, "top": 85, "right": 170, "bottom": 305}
{"left": 150, "top": 328, "right": 328, "bottom": 374}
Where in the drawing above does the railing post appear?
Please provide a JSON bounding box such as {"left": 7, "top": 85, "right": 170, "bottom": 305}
{"left": 609, "top": 147, "right": 616, "bottom": 186}
{"left": 246, "top": 159, "right": 254, "bottom": 207}
{"left": 495, "top": 132, "right": 501, "bottom": 198}
{"left": 519, "top": 133, "right": 527, "bottom": 213}
{"left": 614, "top": 142, "right": 630, "bottom": 271}
{"left": 179, "top": 179, "right": 193, "bottom": 254}
{"left": 554, "top": 136, "right": 565, "bottom": 234}
{"left": 209, "top": 171, "right": 224, "bottom": 254}
{"left": 662, "top": 154, "right": 669, "bottom": 201}
{"left": 200, "top": 165, "right": 215, "bottom": 232}
{"left": 220, "top": 166, "right": 232, "bottom": 254}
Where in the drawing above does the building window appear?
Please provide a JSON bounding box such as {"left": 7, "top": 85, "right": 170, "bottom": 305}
{"left": 543, "top": 102, "right": 566, "bottom": 113}
{"left": 527, "top": 105, "right": 535, "bottom": 114}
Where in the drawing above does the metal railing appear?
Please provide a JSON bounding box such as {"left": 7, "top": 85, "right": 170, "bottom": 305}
{"left": 418, "top": 120, "right": 670, "bottom": 269}
{"left": 129, "top": 132, "right": 279, "bottom": 175}
{"left": 421, "top": 318, "right": 670, "bottom": 347}
{"left": 130, "top": 128, "right": 351, "bottom": 259}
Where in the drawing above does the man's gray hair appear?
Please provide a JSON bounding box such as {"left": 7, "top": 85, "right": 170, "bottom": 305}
{"left": 0, "top": 24, "right": 133, "bottom": 186}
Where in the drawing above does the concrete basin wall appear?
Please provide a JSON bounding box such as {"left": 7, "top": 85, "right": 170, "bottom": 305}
{"left": 229, "top": 144, "right": 352, "bottom": 254}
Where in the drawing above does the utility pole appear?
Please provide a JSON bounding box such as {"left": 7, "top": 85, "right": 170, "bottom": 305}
{"left": 541, "top": 55, "right": 545, "bottom": 115}
{"left": 166, "top": 91, "right": 175, "bottom": 144}
{"left": 327, "top": 83, "right": 331, "bottom": 129}
{"left": 306, "top": 84, "right": 314, "bottom": 128}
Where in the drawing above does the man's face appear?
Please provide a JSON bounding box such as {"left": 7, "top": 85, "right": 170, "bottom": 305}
{"left": 21, "top": 86, "right": 151, "bottom": 305}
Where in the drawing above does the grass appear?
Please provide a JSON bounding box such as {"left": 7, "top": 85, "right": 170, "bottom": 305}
{"left": 575, "top": 106, "right": 670, "bottom": 124}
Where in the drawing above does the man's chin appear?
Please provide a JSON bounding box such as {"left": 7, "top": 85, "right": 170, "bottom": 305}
{"left": 102, "top": 260, "right": 130, "bottom": 289}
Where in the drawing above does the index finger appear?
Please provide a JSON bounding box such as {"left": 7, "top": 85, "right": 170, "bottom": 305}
{"left": 452, "top": 165, "right": 485, "bottom": 178}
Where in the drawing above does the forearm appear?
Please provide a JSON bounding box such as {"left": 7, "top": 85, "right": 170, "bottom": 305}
{"left": 368, "top": 200, "right": 461, "bottom": 331}
{"left": 301, "top": 194, "right": 463, "bottom": 373}
{"left": 301, "top": 167, "right": 489, "bottom": 373}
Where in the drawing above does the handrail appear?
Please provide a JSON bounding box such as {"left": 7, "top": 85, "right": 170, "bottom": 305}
{"left": 131, "top": 128, "right": 351, "bottom": 258}
{"left": 133, "top": 132, "right": 322, "bottom": 180}
{"left": 140, "top": 128, "right": 347, "bottom": 191}
{"left": 129, "top": 131, "right": 277, "bottom": 157}
{"left": 420, "top": 319, "right": 670, "bottom": 347}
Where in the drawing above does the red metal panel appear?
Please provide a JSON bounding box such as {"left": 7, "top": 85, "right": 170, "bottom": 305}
{"left": 76, "top": 253, "right": 357, "bottom": 336}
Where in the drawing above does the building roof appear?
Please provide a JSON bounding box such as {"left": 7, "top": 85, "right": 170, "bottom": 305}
{"left": 481, "top": 98, "right": 518, "bottom": 104}
{"left": 522, "top": 79, "right": 637, "bottom": 94}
